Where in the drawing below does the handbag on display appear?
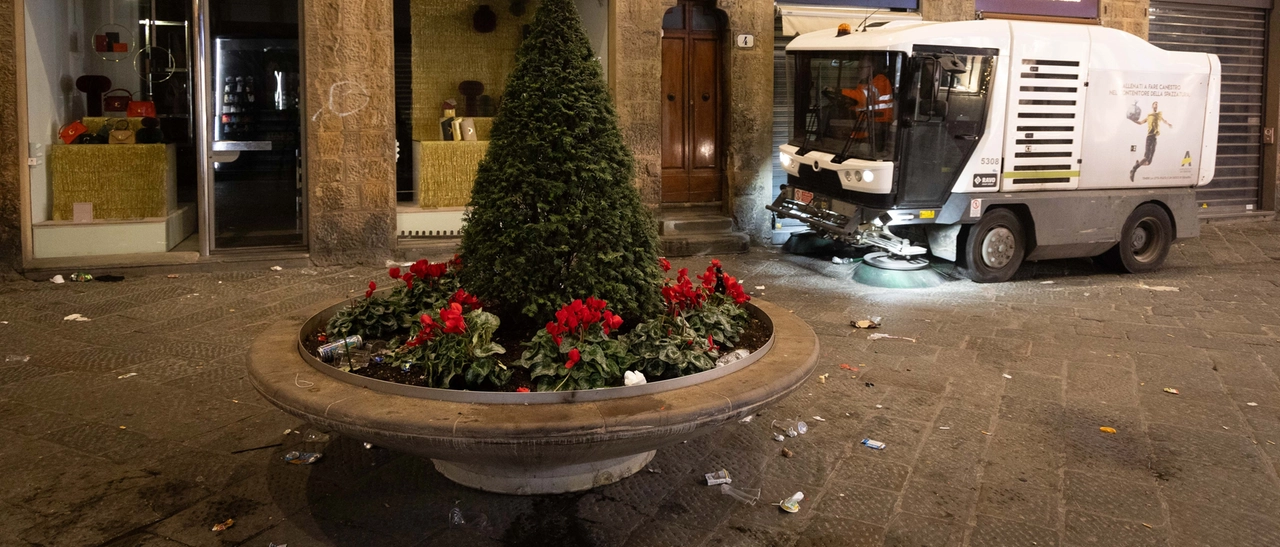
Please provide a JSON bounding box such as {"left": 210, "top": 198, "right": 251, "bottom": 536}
{"left": 134, "top": 117, "right": 164, "bottom": 144}
{"left": 59, "top": 120, "right": 89, "bottom": 144}
{"left": 103, "top": 88, "right": 131, "bottom": 113}
{"left": 127, "top": 95, "right": 156, "bottom": 118}
{"left": 108, "top": 119, "right": 135, "bottom": 144}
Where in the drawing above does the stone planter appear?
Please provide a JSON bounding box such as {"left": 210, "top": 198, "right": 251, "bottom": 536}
{"left": 247, "top": 298, "right": 819, "bottom": 495}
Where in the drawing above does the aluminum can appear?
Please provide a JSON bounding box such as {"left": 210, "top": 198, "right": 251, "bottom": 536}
{"left": 318, "top": 335, "right": 363, "bottom": 361}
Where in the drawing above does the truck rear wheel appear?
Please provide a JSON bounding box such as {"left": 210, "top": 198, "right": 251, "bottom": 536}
{"left": 960, "top": 208, "right": 1025, "bottom": 283}
{"left": 1099, "top": 203, "right": 1172, "bottom": 273}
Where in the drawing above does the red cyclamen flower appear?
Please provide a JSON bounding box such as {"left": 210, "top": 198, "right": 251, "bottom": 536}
{"left": 388, "top": 267, "right": 401, "bottom": 279}
{"left": 365, "top": 281, "right": 376, "bottom": 299}
{"left": 659, "top": 257, "right": 672, "bottom": 272}
{"left": 516, "top": 387, "right": 530, "bottom": 393}
{"left": 440, "top": 303, "right": 466, "bottom": 334}
{"left": 566, "top": 348, "right": 581, "bottom": 369}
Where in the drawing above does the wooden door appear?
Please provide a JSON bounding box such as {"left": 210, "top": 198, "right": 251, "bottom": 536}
{"left": 661, "top": 0, "right": 723, "bottom": 203}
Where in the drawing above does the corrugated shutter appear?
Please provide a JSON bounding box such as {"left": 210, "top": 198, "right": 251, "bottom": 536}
{"left": 773, "top": 15, "right": 795, "bottom": 207}
{"left": 1149, "top": 2, "right": 1268, "bottom": 218}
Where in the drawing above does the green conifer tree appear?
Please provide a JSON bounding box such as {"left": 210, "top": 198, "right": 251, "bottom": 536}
{"left": 459, "top": 0, "right": 663, "bottom": 326}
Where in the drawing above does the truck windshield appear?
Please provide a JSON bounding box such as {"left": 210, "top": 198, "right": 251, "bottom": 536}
{"left": 789, "top": 51, "right": 906, "bottom": 162}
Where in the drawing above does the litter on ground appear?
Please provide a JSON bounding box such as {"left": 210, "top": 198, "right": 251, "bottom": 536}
{"left": 868, "top": 333, "right": 916, "bottom": 342}
{"left": 1002, "top": 373, "right": 1013, "bottom": 379}
{"left": 1100, "top": 427, "right": 1117, "bottom": 434}
{"left": 212, "top": 519, "right": 234, "bottom": 532}
{"left": 63, "top": 314, "right": 91, "bottom": 322}
{"left": 283, "top": 451, "right": 322, "bottom": 465}
{"left": 1164, "top": 388, "right": 1180, "bottom": 395}
{"left": 1138, "top": 284, "right": 1180, "bottom": 292}
{"left": 777, "top": 492, "right": 804, "bottom": 513}
{"left": 270, "top": 266, "right": 283, "bottom": 271}
{"left": 851, "top": 317, "right": 882, "bottom": 329}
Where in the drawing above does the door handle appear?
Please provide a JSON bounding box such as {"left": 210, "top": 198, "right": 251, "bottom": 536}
{"left": 702, "top": 93, "right": 710, "bottom": 102}
{"left": 668, "top": 93, "right": 676, "bottom": 101}
{"left": 954, "top": 134, "right": 978, "bottom": 141}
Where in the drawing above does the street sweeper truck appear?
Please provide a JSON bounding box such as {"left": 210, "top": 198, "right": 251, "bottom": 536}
{"left": 768, "top": 19, "right": 1221, "bottom": 283}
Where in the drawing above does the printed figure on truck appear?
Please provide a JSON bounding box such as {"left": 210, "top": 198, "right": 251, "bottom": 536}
{"left": 769, "top": 19, "right": 1220, "bottom": 282}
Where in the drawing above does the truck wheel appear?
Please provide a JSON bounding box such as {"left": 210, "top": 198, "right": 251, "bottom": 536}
{"left": 1100, "top": 204, "right": 1172, "bottom": 273}
{"left": 960, "top": 208, "right": 1025, "bottom": 283}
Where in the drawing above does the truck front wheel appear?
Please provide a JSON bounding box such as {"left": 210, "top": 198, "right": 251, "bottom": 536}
{"left": 959, "top": 208, "right": 1025, "bottom": 283}
{"left": 1099, "top": 204, "right": 1172, "bottom": 273}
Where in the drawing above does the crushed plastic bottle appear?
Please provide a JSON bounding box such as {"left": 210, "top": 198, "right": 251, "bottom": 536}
{"left": 5, "top": 355, "right": 30, "bottom": 363}
{"left": 720, "top": 484, "right": 761, "bottom": 505}
{"left": 772, "top": 419, "right": 808, "bottom": 438}
{"left": 715, "top": 349, "right": 751, "bottom": 367}
{"left": 449, "top": 507, "right": 465, "bottom": 526}
{"left": 303, "top": 431, "right": 332, "bottom": 443}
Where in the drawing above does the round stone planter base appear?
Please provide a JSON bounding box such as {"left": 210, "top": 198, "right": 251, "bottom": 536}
{"left": 432, "top": 451, "right": 656, "bottom": 495}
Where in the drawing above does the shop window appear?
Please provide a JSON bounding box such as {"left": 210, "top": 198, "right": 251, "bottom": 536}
{"left": 23, "top": 0, "right": 201, "bottom": 258}
{"left": 394, "top": 0, "right": 611, "bottom": 238}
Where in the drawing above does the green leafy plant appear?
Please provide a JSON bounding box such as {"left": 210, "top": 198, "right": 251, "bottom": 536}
{"left": 458, "top": 0, "right": 663, "bottom": 326}
{"left": 518, "top": 297, "right": 634, "bottom": 391}
{"left": 326, "top": 282, "right": 406, "bottom": 341}
{"left": 388, "top": 299, "right": 510, "bottom": 389}
{"left": 660, "top": 259, "right": 751, "bottom": 347}
{"left": 624, "top": 315, "right": 717, "bottom": 380}
{"left": 325, "top": 257, "right": 464, "bottom": 340}
{"left": 620, "top": 259, "right": 752, "bottom": 380}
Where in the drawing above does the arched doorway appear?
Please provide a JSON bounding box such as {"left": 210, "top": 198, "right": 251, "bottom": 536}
{"left": 660, "top": 0, "right": 724, "bottom": 204}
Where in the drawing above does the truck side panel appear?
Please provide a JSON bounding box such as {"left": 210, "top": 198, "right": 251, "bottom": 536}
{"left": 1078, "top": 27, "right": 1213, "bottom": 190}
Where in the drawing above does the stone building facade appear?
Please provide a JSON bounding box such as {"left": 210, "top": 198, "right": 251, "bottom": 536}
{"left": 0, "top": 0, "right": 21, "bottom": 275}
{"left": 615, "top": 0, "right": 776, "bottom": 241}
{"left": 302, "top": 1, "right": 399, "bottom": 266}
{"left": 0, "top": 0, "right": 1274, "bottom": 271}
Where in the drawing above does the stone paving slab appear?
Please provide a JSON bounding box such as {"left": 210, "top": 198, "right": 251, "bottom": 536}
{"left": 3, "top": 224, "right": 1280, "bottom": 545}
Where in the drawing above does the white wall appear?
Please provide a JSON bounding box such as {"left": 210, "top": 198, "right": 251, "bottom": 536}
{"left": 576, "top": 0, "right": 609, "bottom": 83}
{"left": 25, "top": 0, "right": 76, "bottom": 224}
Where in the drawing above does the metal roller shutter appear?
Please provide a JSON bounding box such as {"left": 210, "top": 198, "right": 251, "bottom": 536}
{"left": 773, "top": 16, "right": 796, "bottom": 205}
{"left": 1148, "top": 2, "right": 1269, "bottom": 219}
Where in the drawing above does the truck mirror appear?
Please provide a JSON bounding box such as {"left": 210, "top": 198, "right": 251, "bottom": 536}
{"left": 939, "top": 55, "right": 967, "bottom": 75}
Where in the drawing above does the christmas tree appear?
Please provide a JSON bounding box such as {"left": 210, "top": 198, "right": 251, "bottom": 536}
{"left": 459, "top": 0, "right": 663, "bottom": 326}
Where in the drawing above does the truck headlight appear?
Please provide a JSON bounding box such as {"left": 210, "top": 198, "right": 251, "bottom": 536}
{"left": 779, "top": 153, "right": 795, "bottom": 170}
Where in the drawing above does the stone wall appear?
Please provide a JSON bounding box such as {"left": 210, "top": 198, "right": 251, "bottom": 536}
{"left": 302, "top": 0, "right": 398, "bottom": 266}
{"left": 0, "top": 0, "right": 21, "bottom": 274}
{"left": 923, "top": 0, "right": 1150, "bottom": 37}
{"left": 613, "top": 0, "right": 776, "bottom": 242}
{"left": 1100, "top": 0, "right": 1149, "bottom": 38}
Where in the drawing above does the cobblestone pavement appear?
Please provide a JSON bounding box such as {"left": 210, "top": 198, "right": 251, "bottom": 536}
{"left": 4, "top": 222, "right": 1280, "bottom": 546}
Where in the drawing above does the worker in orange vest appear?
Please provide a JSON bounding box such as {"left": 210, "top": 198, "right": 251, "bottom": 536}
{"left": 841, "top": 71, "right": 895, "bottom": 138}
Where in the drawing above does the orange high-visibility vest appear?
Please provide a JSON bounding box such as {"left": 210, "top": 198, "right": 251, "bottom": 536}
{"left": 840, "top": 74, "right": 895, "bottom": 136}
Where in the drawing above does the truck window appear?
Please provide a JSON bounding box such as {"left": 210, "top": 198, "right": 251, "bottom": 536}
{"left": 789, "top": 51, "right": 906, "bottom": 162}
{"left": 897, "top": 49, "right": 996, "bottom": 207}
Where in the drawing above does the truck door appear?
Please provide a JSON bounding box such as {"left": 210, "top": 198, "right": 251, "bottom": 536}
{"left": 896, "top": 46, "right": 998, "bottom": 208}
{"left": 1001, "top": 24, "right": 1090, "bottom": 191}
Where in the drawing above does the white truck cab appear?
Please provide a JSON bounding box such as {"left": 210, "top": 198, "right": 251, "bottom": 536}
{"left": 769, "top": 20, "right": 1221, "bottom": 282}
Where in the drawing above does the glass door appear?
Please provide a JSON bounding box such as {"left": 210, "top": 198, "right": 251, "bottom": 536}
{"left": 195, "top": 0, "right": 302, "bottom": 251}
